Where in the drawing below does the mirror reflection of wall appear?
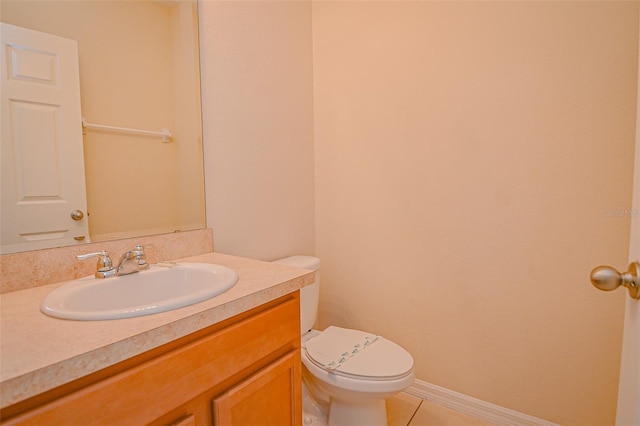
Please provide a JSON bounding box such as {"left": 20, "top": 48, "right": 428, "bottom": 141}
{"left": 1, "top": 0, "right": 205, "bottom": 252}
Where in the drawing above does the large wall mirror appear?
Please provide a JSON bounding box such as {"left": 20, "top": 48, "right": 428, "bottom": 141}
{"left": 0, "top": 0, "right": 206, "bottom": 254}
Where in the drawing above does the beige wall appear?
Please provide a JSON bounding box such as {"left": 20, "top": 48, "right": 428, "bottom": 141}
{"left": 201, "top": 0, "right": 637, "bottom": 424}
{"left": 312, "top": 2, "right": 637, "bottom": 425}
{"left": 199, "top": 0, "right": 315, "bottom": 260}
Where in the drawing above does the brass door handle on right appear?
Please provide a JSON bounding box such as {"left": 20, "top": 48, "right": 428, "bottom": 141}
{"left": 590, "top": 262, "right": 640, "bottom": 300}
{"left": 71, "top": 209, "right": 84, "bottom": 221}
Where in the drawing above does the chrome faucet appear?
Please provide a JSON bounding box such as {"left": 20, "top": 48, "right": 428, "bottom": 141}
{"left": 77, "top": 245, "right": 149, "bottom": 278}
{"left": 115, "top": 245, "right": 149, "bottom": 276}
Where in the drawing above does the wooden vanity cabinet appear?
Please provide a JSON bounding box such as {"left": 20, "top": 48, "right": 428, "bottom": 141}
{"left": 0, "top": 292, "right": 302, "bottom": 426}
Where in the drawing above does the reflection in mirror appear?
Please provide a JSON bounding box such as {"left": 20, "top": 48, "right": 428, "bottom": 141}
{"left": 0, "top": 0, "right": 205, "bottom": 254}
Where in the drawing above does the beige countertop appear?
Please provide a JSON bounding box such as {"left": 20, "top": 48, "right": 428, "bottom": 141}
{"left": 0, "top": 252, "right": 314, "bottom": 410}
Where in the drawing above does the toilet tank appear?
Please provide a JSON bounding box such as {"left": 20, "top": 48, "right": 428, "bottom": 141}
{"left": 272, "top": 255, "right": 320, "bottom": 334}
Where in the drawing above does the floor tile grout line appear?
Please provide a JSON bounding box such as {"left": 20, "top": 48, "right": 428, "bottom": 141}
{"left": 406, "top": 398, "right": 424, "bottom": 426}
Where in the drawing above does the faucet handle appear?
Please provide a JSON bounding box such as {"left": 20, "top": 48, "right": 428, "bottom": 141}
{"left": 133, "top": 244, "right": 152, "bottom": 252}
{"left": 131, "top": 245, "right": 150, "bottom": 270}
{"left": 76, "top": 250, "right": 115, "bottom": 278}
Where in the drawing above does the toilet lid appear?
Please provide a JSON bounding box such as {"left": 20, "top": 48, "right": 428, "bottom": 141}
{"left": 303, "top": 326, "right": 414, "bottom": 380}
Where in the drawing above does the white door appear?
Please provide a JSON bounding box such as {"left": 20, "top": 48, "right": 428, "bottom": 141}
{"left": 1, "top": 23, "right": 89, "bottom": 254}
{"left": 616, "top": 191, "right": 639, "bottom": 421}
{"left": 614, "top": 26, "right": 640, "bottom": 425}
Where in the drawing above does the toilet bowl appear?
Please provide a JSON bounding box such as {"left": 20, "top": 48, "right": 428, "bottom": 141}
{"left": 302, "top": 328, "right": 415, "bottom": 426}
{"left": 273, "top": 256, "right": 415, "bottom": 426}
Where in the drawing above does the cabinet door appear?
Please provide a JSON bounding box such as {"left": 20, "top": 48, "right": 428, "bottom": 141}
{"left": 213, "top": 350, "right": 302, "bottom": 426}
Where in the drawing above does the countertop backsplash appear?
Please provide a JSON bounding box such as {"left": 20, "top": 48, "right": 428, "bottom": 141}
{"left": 0, "top": 229, "right": 214, "bottom": 293}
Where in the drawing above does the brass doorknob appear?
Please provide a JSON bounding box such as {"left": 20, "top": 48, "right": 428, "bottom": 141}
{"left": 590, "top": 262, "right": 640, "bottom": 299}
{"left": 70, "top": 210, "right": 84, "bottom": 221}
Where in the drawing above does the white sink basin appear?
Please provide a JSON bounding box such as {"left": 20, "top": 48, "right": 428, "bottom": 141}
{"left": 40, "top": 263, "right": 238, "bottom": 320}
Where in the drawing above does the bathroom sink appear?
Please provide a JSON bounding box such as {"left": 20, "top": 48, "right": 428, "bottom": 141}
{"left": 40, "top": 263, "right": 238, "bottom": 320}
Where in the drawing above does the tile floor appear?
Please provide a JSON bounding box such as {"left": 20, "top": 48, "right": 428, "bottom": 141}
{"left": 387, "top": 392, "right": 492, "bottom": 426}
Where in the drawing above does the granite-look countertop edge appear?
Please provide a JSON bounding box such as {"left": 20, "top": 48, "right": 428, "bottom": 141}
{"left": 0, "top": 252, "right": 314, "bottom": 409}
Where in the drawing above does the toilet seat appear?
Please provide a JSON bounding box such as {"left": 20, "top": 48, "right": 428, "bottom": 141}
{"left": 303, "top": 326, "right": 414, "bottom": 381}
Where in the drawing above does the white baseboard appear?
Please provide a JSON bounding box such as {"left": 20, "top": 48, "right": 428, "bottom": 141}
{"left": 405, "top": 379, "right": 559, "bottom": 426}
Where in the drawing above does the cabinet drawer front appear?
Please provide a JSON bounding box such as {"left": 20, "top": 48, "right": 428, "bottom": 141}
{"left": 4, "top": 295, "right": 300, "bottom": 425}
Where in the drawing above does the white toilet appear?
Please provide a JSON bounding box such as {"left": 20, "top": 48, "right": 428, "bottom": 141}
{"left": 273, "top": 256, "right": 415, "bottom": 426}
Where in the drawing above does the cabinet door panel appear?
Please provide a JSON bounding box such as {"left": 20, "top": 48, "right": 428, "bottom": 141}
{"left": 214, "top": 351, "right": 302, "bottom": 426}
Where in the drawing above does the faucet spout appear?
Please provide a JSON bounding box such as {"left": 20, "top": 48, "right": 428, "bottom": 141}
{"left": 115, "top": 245, "right": 150, "bottom": 276}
